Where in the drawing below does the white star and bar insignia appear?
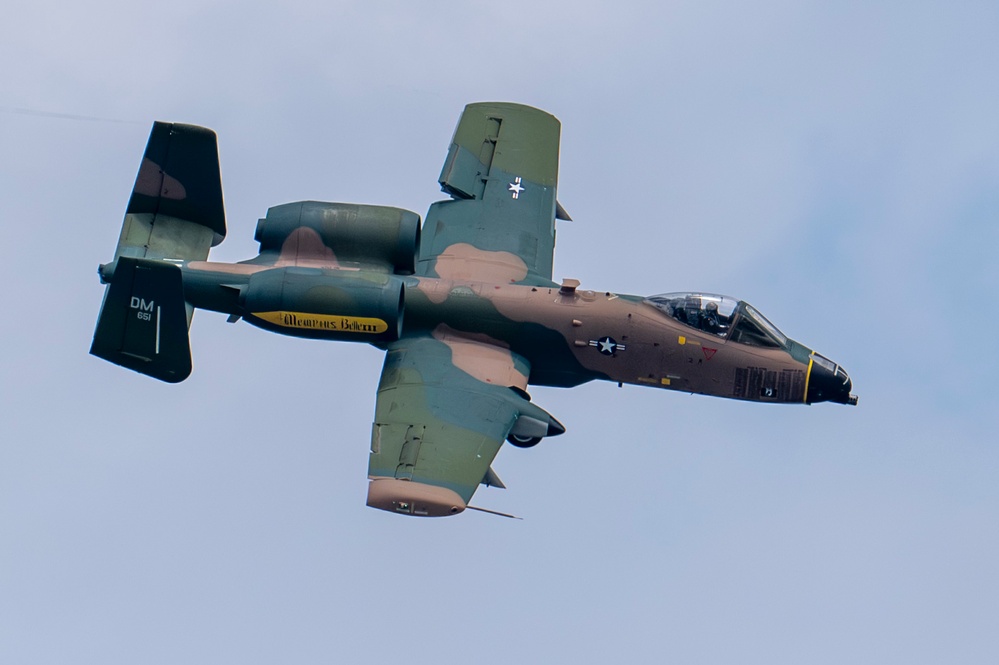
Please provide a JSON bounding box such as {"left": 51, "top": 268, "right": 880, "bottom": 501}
{"left": 589, "top": 336, "right": 626, "bottom": 356}
{"left": 508, "top": 176, "right": 525, "bottom": 199}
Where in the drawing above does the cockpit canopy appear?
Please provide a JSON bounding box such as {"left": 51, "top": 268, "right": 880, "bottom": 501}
{"left": 644, "top": 292, "right": 789, "bottom": 349}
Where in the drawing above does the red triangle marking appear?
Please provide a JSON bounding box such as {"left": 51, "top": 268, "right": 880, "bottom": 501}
{"left": 702, "top": 347, "right": 717, "bottom": 360}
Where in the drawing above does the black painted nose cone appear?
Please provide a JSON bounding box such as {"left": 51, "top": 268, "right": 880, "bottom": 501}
{"left": 807, "top": 357, "right": 856, "bottom": 405}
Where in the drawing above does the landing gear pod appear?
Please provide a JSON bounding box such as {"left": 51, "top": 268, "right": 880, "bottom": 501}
{"left": 366, "top": 478, "right": 466, "bottom": 517}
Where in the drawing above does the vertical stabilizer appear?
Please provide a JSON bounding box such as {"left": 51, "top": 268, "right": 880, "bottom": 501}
{"left": 113, "top": 122, "right": 226, "bottom": 263}
{"left": 90, "top": 258, "right": 192, "bottom": 382}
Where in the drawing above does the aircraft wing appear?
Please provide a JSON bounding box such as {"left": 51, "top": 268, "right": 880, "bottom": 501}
{"left": 366, "top": 329, "right": 560, "bottom": 516}
{"left": 417, "top": 102, "right": 569, "bottom": 287}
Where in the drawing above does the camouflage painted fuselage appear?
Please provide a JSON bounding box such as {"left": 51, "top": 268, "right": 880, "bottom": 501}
{"left": 175, "top": 259, "right": 851, "bottom": 407}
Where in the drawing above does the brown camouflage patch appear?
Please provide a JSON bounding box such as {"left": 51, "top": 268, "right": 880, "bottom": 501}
{"left": 432, "top": 323, "right": 529, "bottom": 390}
{"left": 275, "top": 227, "right": 343, "bottom": 268}
{"left": 133, "top": 158, "right": 187, "bottom": 200}
{"left": 432, "top": 243, "right": 529, "bottom": 283}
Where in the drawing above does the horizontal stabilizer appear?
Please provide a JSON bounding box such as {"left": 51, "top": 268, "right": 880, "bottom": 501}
{"left": 90, "top": 258, "right": 192, "bottom": 383}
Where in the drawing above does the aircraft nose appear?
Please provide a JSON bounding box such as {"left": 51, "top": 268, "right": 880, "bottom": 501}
{"left": 807, "top": 355, "right": 858, "bottom": 405}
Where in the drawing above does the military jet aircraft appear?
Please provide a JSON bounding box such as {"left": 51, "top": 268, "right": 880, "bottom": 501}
{"left": 91, "top": 102, "right": 856, "bottom": 518}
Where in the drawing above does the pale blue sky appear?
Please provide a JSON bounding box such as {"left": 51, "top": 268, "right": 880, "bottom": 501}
{"left": 2, "top": 2, "right": 997, "bottom": 663}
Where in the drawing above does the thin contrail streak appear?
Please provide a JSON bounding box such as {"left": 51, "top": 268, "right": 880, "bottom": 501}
{"left": 0, "top": 106, "right": 143, "bottom": 125}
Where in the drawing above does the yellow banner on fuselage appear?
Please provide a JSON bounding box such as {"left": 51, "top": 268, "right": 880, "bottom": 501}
{"left": 252, "top": 311, "right": 388, "bottom": 334}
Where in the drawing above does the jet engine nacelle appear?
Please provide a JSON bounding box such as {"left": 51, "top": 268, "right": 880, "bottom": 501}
{"left": 242, "top": 269, "right": 405, "bottom": 342}
{"left": 253, "top": 201, "right": 421, "bottom": 275}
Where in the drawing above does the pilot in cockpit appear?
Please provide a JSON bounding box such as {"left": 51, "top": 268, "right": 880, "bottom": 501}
{"left": 700, "top": 301, "right": 721, "bottom": 334}
{"left": 702, "top": 301, "right": 732, "bottom": 337}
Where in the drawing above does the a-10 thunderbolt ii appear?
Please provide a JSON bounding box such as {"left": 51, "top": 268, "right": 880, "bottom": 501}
{"left": 91, "top": 102, "right": 857, "bottom": 518}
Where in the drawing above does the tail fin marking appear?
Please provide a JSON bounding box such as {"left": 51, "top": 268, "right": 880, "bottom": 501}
{"left": 90, "top": 258, "right": 192, "bottom": 383}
